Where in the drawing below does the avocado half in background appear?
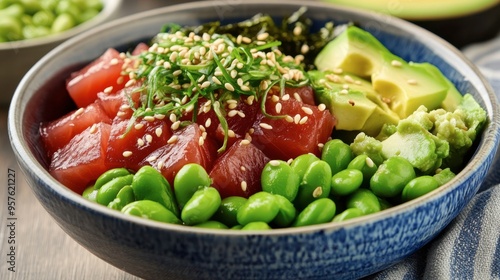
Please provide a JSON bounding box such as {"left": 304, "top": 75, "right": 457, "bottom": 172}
{"left": 324, "top": 0, "right": 500, "bottom": 48}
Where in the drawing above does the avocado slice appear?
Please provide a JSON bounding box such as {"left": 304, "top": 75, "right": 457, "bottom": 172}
{"left": 309, "top": 70, "right": 400, "bottom": 136}
{"left": 315, "top": 25, "right": 452, "bottom": 119}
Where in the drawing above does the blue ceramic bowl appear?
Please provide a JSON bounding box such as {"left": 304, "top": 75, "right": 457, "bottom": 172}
{"left": 8, "top": 1, "right": 500, "bottom": 279}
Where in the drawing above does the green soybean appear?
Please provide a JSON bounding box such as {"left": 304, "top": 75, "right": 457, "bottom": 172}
{"left": 433, "top": 168, "right": 456, "bottom": 186}
{"left": 94, "top": 168, "right": 131, "bottom": 190}
{"left": 237, "top": 192, "right": 279, "bottom": 226}
{"left": 108, "top": 185, "right": 135, "bottom": 211}
{"left": 122, "top": 200, "right": 181, "bottom": 224}
{"left": 241, "top": 221, "right": 272, "bottom": 230}
{"left": 261, "top": 160, "right": 300, "bottom": 202}
{"left": 181, "top": 187, "right": 221, "bottom": 226}
{"left": 174, "top": 163, "right": 212, "bottom": 210}
{"left": 290, "top": 153, "right": 320, "bottom": 181}
{"left": 332, "top": 208, "right": 364, "bottom": 222}
{"left": 294, "top": 160, "right": 331, "bottom": 210}
{"left": 193, "top": 220, "right": 228, "bottom": 229}
{"left": 321, "top": 139, "right": 353, "bottom": 175}
{"left": 293, "top": 198, "right": 336, "bottom": 227}
{"left": 402, "top": 175, "right": 440, "bottom": 202}
{"left": 51, "top": 13, "right": 74, "bottom": 33}
{"left": 82, "top": 185, "right": 97, "bottom": 202}
{"left": 347, "top": 154, "right": 378, "bottom": 183}
{"left": 370, "top": 156, "right": 416, "bottom": 198}
{"left": 96, "top": 174, "right": 134, "bottom": 206}
{"left": 132, "top": 165, "right": 179, "bottom": 218}
{"left": 212, "top": 196, "right": 247, "bottom": 227}
{"left": 272, "top": 194, "right": 296, "bottom": 228}
{"left": 346, "top": 188, "right": 381, "bottom": 215}
{"left": 330, "top": 169, "right": 363, "bottom": 196}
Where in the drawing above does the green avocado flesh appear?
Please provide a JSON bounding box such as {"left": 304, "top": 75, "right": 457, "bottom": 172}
{"left": 323, "top": 0, "right": 498, "bottom": 20}
{"left": 312, "top": 26, "right": 461, "bottom": 135}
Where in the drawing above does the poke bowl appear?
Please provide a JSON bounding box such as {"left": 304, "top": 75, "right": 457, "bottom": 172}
{"left": 0, "top": 0, "right": 122, "bottom": 105}
{"left": 8, "top": 1, "right": 500, "bottom": 279}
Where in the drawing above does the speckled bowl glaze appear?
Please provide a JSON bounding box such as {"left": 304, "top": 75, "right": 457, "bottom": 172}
{"left": 8, "top": 1, "right": 500, "bottom": 279}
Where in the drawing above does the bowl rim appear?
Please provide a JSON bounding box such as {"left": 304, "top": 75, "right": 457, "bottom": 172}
{"left": 0, "top": 0, "right": 122, "bottom": 51}
{"left": 8, "top": 0, "right": 500, "bottom": 236}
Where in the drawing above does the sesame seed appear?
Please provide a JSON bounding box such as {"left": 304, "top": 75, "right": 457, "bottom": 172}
{"left": 259, "top": 123, "right": 273, "bottom": 130}
{"left": 198, "top": 136, "right": 205, "bottom": 146}
{"left": 145, "top": 134, "right": 153, "bottom": 143}
{"left": 285, "top": 115, "right": 294, "bottom": 123}
{"left": 137, "top": 138, "right": 145, "bottom": 146}
{"left": 242, "top": 36, "right": 252, "bottom": 44}
{"left": 365, "top": 157, "right": 375, "bottom": 168}
{"left": 110, "top": 58, "right": 119, "bottom": 65}
{"left": 407, "top": 79, "right": 418, "bottom": 85}
{"left": 294, "top": 114, "right": 301, "bottom": 124}
{"left": 275, "top": 102, "right": 282, "bottom": 113}
{"left": 104, "top": 86, "right": 113, "bottom": 93}
{"left": 340, "top": 89, "right": 349, "bottom": 95}
{"left": 344, "top": 75, "right": 354, "bottom": 83}
{"left": 202, "top": 33, "right": 211, "bottom": 41}
{"left": 227, "top": 110, "right": 237, "bottom": 118}
{"left": 199, "top": 125, "right": 206, "bottom": 132}
{"left": 299, "top": 116, "right": 308, "bottom": 124}
{"left": 301, "top": 44, "right": 309, "bottom": 54}
{"left": 312, "top": 187, "right": 323, "bottom": 198}
{"left": 225, "top": 83, "right": 235, "bottom": 92}
{"left": 116, "top": 76, "right": 124, "bottom": 85}
{"left": 282, "top": 94, "right": 290, "bottom": 101}
{"left": 317, "top": 143, "right": 324, "bottom": 150}
{"left": 246, "top": 95, "right": 255, "bottom": 105}
{"left": 205, "top": 118, "right": 212, "bottom": 128}
{"left": 236, "top": 35, "right": 242, "bottom": 44}
{"left": 286, "top": 158, "right": 293, "bottom": 165}
{"left": 134, "top": 123, "right": 144, "bottom": 130}
{"left": 257, "top": 32, "right": 269, "bottom": 41}
{"left": 122, "top": 151, "right": 133, "bottom": 157}
{"left": 301, "top": 106, "right": 313, "bottom": 115}
{"left": 269, "top": 160, "right": 280, "bottom": 166}
{"left": 240, "top": 166, "right": 246, "bottom": 171}
{"left": 237, "top": 111, "right": 246, "bottom": 118}
{"left": 171, "top": 121, "right": 181, "bottom": 131}
{"left": 125, "top": 79, "right": 136, "bottom": 87}
{"left": 241, "top": 181, "right": 248, "bottom": 192}
{"left": 157, "top": 161, "right": 164, "bottom": 169}
{"left": 293, "top": 25, "right": 302, "bottom": 36}
{"left": 155, "top": 127, "right": 163, "bottom": 137}
{"left": 228, "top": 103, "right": 238, "bottom": 110}
{"left": 200, "top": 81, "right": 211, "bottom": 88}
{"left": 89, "top": 124, "right": 98, "bottom": 134}
{"left": 116, "top": 111, "right": 127, "bottom": 117}
{"left": 72, "top": 108, "right": 84, "bottom": 119}
{"left": 241, "top": 85, "right": 250, "bottom": 91}
{"left": 271, "top": 95, "right": 280, "bottom": 102}
{"left": 227, "top": 130, "right": 236, "bottom": 138}
{"left": 318, "top": 104, "right": 327, "bottom": 111}
{"left": 147, "top": 155, "right": 157, "bottom": 162}
{"left": 391, "top": 60, "right": 402, "bottom": 67}
{"left": 240, "top": 139, "right": 250, "bottom": 145}
{"left": 167, "top": 135, "right": 178, "bottom": 144}
{"left": 144, "top": 116, "right": 155, "bottom": 122}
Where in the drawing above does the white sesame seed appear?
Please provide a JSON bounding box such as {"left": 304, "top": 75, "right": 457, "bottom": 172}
{"left": 269, "top": 160, "right": 280, "bottom": 166}
{"left": 122, "top": 151, "right": 133, "bottom": 157}
{"left": 318, "top": 103, "right": 327, "bottom": 111}
{"left": 104, "top": 86, "right": 113, "bottom": 94}
{"left": 171, "top": 121, "right": 181, "bottom": 131}
{"left": 228, "top": 103, "right": 238, "bottom": 110}
{"left": 294, "top": 114, "right": 301, "bottom": 124}
{"left": 157, "top": 161, "right": 164, "bottom": 169}
{"left": 137, "top": 138, "right": 145, "bottom": 146}
{"left": 125, "top": 79, "right": 136, "bottom": 87}
{"left": 312, "top": 187, "right": 323, "bottom": 198}
{"left": 299, "top": 116, "right": 308, "bottom": 124}
{"left": 228, "top": 110, "right": 238, "bottom": 117}
{"left": 200, "top": 81, "right": 211, "bottom": 89}
{"left": 134, "top": 123, "right": 144, "bottom": 130}
{"left": 259, "top": 123, "right": 273, "bottom": 130}
{"left": 285, "top": 115, "right": 294, "bottom": 123}
{"left": 89, "top": 124, "right": 98, "bottom": 134}
{"left": 116, "top": 111, "right": 127, "bottom": 117}
{"left": 365, "top": 157, "right": 375, "bottom": 168}
{"left": 301, "top": 44, "right": 309, "bottom": 54}
{"left": 147, "top": 155, "right": 157, "bottom": 162}
{"left": 155, "top": 114, "right": 166, "bottom": 120}
{"left": 240, "top": 166, "right": 246, "bottom": 171}
{"left": 282, "top": 94, "right": 290, "bottom": 101}
{"left": 167, "top": 135, "right": 178, "bottom": 144}
{"left": 237, "top": 111, "right": 246, "bottom": 118}
{"left": 72, "top": 108, "right": 84, "bottom": 119}
{"left": 344, "top": 75, "right": 354, "bottom": 83}
{"left": 144, "top": 116, "right": 155, "bottom": 122}
{"left": 340, "top": 89, "right": 349, "bottom": 95}
{"left": 205, "top": 118, "right": 212, "bottom": 128}
{"left": 242, "top": 36, "right": 252, "bottom": 44}
{"left": 391, "top": 60, "right": 402, "bottom": 67}
{"left": 116, "top": 76, "right": 124, "bottom": 85}
{"left": 145, "top": 134, "right": 153, "bottom": 143}
{"left": 257, "top": 32, "right": 269, "bottom": 41}
{"left": 241, "top": 181, "right": 248, "bottom": 192}
{"left": 275, "top": 102, "right": 282, "bottom": 113}
{"left": 110, "top": 58, "right": 119, "bottom": 65}
{"left": 155, "top": 127, "right": 163, "bottom": 137}
{"left": 198, "top": 136, "right": 205, "bottom": 146}
{"left": 293, "top": 25, "right": 302, "bottom": 36}
{"left": 240, "top": 139, "right": 250, "bottom": 145}
{"left": 301, "top": 106, "right": 313, "bottom": 115}
{"left": 227, "top": 130, "right": 236, "bottom": 138}
{"left": 225, "top": 83, "right": 235, "bottom": 92}
{"left": 246, "top": 95, "right": 255, "bottom": 105}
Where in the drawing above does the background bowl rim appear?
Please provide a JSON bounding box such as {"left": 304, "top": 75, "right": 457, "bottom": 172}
{"left": 8, "top": 0, "right": 500, "bottom": 236}
{"left": 0, "top": 0, "right": 122, "bottom": 51}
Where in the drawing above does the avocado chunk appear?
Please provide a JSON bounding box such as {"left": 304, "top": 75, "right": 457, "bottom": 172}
{"left": 372, "top": 60, "right": 448, "bottom": 118}
{"left": 314, "top": 25, "right": 455, "bottom": 120}
{"left": 310, "top": 70, "right": 399, "bottom": 136}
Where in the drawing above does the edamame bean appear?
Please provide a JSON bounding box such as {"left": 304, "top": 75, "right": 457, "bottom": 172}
{"left": 402, "top": 175, "right": 439, "bottom": 202}
{"left": 51, "top": 13, "right": 74, "bottom": 33}
{"left": 261, "top": 160, "right": 300, "bottom": 202}
{"left": 332, "top": 208, "right": 364, "bottom": 222}
{"left": 370, "top": 156, "right": 416, "bottom": 198}
{"left": 241, "top": 221, "right": 271, "bottom": 230}
{"left": 94, "top": 168, "right": 131, "bottom": 190}
{"left": 293, "top": 198, "right": 336, "bottom": 227}
{"left": 193, "top": 220, "right": 228, "bottom": 229}
{"left": 347, "top": 154, "right": 378, "bottom": 184}
{"left": 181, "top": 187, "right": 221, "bottom": 226}
{"left": 0, "top": 16, "right": 22, "bottom": 41}
{"left": 82, "top": 185, "right": 97, "bottom": 202}
{"left": 272, "top": 194, "right": 296, "bottom": 228}
{"left": 290, "top": 153, "right": 319, "bottom": 181}
{"left": 122, "top": 200, "right": 181, "bottom": 224}
{"left": 212, "top": 196, "right": 247, "bottom": 227}
{"left": 294, "top": 160, "right": 331, "bottom": 210}
{"left": 132, "top": 165, "right": 179, "bottom": 218}
{"left": 346, "top": 188, "right": 381, "bottom": 215}
{"left": 237, "top": 192, "right": 279, "bottom": 226}
{"left": 174, "top": 163, "right": 212, "bottom": 210}
{"left": 433, "top": 168, "right": 456, "bottom": 186}
{"left": 330, "top": 169, "right": 363, "bottom": 196}
{"left": 321, "top": 139, "right": 353, "bottom": 175}
{"left": 108, "top": 185, "right": 135, "bottom": 211}
{"left": 96, "top": 174, "right": 134, "bottom": 206}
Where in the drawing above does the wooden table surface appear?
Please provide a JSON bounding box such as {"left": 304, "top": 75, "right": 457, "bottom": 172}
{"left": 0, "top": 1, "right": 189, "bottom": 279}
